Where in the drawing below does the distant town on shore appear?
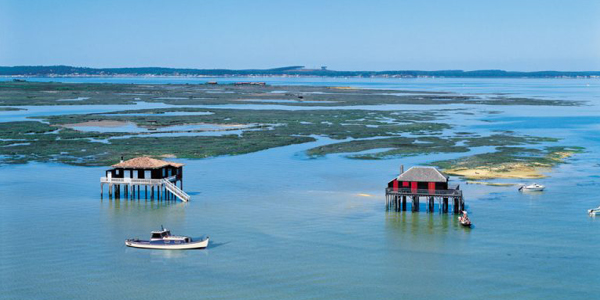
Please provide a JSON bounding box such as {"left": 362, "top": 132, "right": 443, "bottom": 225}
{"left": 1, "top": 65, "right": 599, "bottom": 79}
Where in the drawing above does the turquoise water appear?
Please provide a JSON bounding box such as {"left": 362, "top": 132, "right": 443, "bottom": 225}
{"left": 1, "top": 78, "right": 600, "bottom": 300}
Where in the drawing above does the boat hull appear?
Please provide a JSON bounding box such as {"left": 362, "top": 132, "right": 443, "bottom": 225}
{"left": 125, "top": 237, "right": 209, "bottom": 250}
{"left": 522, "top": 187, "right": 544, "bottom": 192}
{"left": 458, "top": 216, "right": 472, "bottom": 227}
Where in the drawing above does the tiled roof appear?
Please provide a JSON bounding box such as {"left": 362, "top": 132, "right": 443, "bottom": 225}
{"left": 397, "top": 166, "right": 448, "bottom": 182}
{"left": 111, "top": 156, "right": 184, "bottom": 169}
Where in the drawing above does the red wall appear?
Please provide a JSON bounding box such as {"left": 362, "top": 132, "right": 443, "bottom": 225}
{"left": 428, "top": 182, "right": 436, "bottom": 191}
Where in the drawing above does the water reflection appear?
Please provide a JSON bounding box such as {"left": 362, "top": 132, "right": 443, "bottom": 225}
{"left": 384, "top": 211, "right": 465, "bottom": 236}
{"left": 102, "top": 198, "right": 186, "bottom": 210}
{"left": 100, "top": 199, "right": 188, "bottom": 228}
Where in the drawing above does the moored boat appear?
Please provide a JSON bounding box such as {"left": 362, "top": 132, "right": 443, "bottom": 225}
{"left": 519, "top": 183, "right": 545, "bottom": 192}
{"left": 125, "top": 226, "right": 209, "bottom": 250}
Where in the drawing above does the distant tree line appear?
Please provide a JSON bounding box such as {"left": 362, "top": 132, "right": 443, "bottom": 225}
{"left": 1, "top": 65, "right": 599, "bottom": 78}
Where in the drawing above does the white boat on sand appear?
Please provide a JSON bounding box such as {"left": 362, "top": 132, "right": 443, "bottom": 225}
{"left": 519, "top": 183, "right": 545, "bottom": 192}
{"left": 126, "top": 226, "right": 209, "bottom": 250}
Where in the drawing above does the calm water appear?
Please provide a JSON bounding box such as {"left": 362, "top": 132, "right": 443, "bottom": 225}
{"left": 1, "top": 77, "right": 599, "bottom": 300}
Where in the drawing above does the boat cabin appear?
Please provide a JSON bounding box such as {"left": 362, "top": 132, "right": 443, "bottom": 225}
{"left": 150, "top": 229, "right": 171, "bottom": 240}
{"left": 150, "top": 229, "right": 191, "bottom": 243}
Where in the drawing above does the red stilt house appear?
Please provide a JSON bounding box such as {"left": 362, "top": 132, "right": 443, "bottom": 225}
{"left": 386, "top": 166, "right": 464, "bottom": 213}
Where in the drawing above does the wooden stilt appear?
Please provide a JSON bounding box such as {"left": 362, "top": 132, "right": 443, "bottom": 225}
{"left": 443, "top": 198, "right": 448, "bottom": 213}
{"left": 453, "top": 198, "right": 459, "bottom": 214}
{"left": 385, "top": 194, "right": 389, "bottom": 210}
{"left": 428, "top": 197, "right": 434, "bottom": 212}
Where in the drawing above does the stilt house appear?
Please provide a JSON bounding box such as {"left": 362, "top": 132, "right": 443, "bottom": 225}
{"left": 100, "top": 156, "right": 190, "bottom": 202}
{"left": 386, "top": 166, "right": 464, "bottom": 213}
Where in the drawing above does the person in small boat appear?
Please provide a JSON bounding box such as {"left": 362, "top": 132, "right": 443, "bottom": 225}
{"left": 460, "top": 211, "right": 470, "bottom": 223}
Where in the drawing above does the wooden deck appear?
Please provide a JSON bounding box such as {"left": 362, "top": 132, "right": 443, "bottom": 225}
{"left": 100, "top": 175, "right": 190, "bottom": 202}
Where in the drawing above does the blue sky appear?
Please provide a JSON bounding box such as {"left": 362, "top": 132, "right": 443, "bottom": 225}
{"left": 1, "top": 0, "right": 599, "bottom": 71}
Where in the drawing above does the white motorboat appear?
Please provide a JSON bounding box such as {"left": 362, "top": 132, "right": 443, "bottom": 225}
{"left": 588, "top": 206, "right": 600, "bottom": 217}
{"left": 519, "top": 183, "right": 545, "bottom": 192}
{"left": 125, "top": 226, "right": 209, "bottom": 250}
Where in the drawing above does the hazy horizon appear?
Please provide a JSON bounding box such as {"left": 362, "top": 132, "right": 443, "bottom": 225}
{"left": 3, "top": 65, "right": 600, "bottom": 73}
{"left": 1, "top": 0, "right": 599, "bottom": 71}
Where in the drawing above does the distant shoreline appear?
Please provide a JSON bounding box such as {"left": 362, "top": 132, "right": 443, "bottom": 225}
{"left": 2, "top": 74, "right": 599, "bottom": 80}
{"left": 2, "top": 65, "right": 599, "bottom": 79}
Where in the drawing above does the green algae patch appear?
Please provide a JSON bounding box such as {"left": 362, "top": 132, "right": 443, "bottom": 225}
{"left": 305, "top": 134, "right": 559, "bottom": 160}
{"left": 0, "top": 107, "right": 25, "bottom": 111}
{"left": 0, "top": 81, "right": 584, "bottom": 167}
{"left": 0, "top": 129, "right": 315, "bottom": 166}
{"left": 0, "top": 108, "right": 449, "bottom": 166}
{"left": 306, "top": 137, "right": 469, "bottom": 159}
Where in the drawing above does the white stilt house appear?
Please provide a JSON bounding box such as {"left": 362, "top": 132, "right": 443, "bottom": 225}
{"left": 100, "top": 156, "right": 190, "bottom": 202}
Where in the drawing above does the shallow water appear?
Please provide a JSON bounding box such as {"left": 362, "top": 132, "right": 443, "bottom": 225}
{"left": 1, "top": 77, "right": 600, "bottom": 300}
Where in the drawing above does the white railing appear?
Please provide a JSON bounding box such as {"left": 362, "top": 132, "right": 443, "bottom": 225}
{"left": 100, "top": 176, "right": 189, "bottom": 202}
{"left": 100, "top": 176, "right": 178, "bottom": 185}
{"left": 101, "top": 177, "right": 162, "bottom": 185}
{"left": 162, "top": 179, "right": 190, "bottom": 202}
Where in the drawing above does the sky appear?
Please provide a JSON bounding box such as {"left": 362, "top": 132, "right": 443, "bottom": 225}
{"left": 1, "top": 0, "right": 599, "bottom": 71}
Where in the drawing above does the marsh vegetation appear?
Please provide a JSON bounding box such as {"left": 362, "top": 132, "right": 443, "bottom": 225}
{"left": 0, "top": 82, "right": 583, "bottom": 177}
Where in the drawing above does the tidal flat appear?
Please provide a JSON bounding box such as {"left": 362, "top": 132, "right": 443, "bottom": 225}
{"left": 2, "top": 77, "right": 599, "bottom": 300}
{"left": 0, "top": 81, "right": 583, "bottom": 107}
{"left": 0, "top": 81, "right": 584, "bottom": 177}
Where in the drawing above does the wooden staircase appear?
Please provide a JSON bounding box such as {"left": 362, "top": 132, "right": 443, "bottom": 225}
{"left": 162, "top": 179, "right": 191, "bottom": 202}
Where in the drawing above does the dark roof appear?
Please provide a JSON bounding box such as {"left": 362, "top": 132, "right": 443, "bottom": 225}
{"left": 397, "top": 166, "right": 449, "bottom": 182}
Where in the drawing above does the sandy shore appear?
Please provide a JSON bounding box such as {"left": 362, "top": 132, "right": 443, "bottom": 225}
{"left": 466, "top": 181, "right": 519, "bottom": 186}
{"left": 444, "top": 163, "right": 549, "bottom": 180}
{"left": 443, "top": 150, "right": 578, "bottom": 180}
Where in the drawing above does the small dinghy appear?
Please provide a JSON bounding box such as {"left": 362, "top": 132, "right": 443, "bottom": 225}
{"left": 519, "top": 183, "right": 545, "bottom": 192}
{"left": 588, "top": 206, "right": 600, "bottom": 217}
{"left": 125, "top": 226, "right": 209, "bottom": 250}
{"left": 458, "top": 211, "right": 472, "bottom": 227}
